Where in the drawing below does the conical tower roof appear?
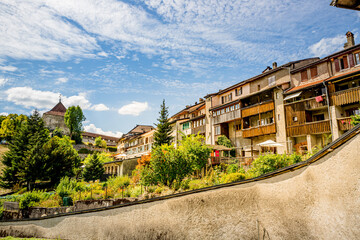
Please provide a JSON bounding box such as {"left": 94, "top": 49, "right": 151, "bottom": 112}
{"left": 44, "top": 101, "right": 67, "bottom": 116}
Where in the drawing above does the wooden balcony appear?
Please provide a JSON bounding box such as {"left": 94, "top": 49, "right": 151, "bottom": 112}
{"left": 330, "top": 86, "right": 360, "bottom": 106}
{"left": 286, "top": 120, "right": 331, "bottom": 137}
{"left": 337, "top": 117, "right": 354, "bottom": 131}
{"left": 213, "top": 109, "right": 241, "bottom": 124}
{"left": 242, "top": 101, "right": 274, "bottom": 118}
{"left": 242, "top": 124, "right": 276, "bottom": 138}
{"left": 191, "top": 125, "right": 206, "bottom": 135}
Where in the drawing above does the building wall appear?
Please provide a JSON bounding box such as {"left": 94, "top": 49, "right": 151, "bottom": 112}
{"left": 274, "top": 88, "right": 287, "bottom": 154}
{"left": 43, "top": 114, "right": 69, "bottom": 135}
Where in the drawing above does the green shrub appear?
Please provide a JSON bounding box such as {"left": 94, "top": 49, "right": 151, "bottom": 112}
{"left": 19, "top": 191, "right": 48, "bottom": 209}
{"left": 107, "top": 176, "right": 131, "bottom": 192}
{"left": 78, "top": 148, "right": 92, "bottom": 154}
{"left": 188, "top": 179, "right": 207, "bottom": 190}
{"left": 56, "top": 177, "right": 83, "bottom": 199}
{"left": 226, "top": 164, "right": 239, "bottom": 174}
{"left": 155, "top": 186, "right": 164, "bottom": 194}
{"left": 129, "top": 186, "right": 142, "bottom": 198}
{"left": 220, "top": 172, "right": 245, "bottom": 184}
{"left": 107, "top": 146, "right": 117, "bottom": 152}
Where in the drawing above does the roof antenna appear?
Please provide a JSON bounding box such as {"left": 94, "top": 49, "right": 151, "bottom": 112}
{"left": 59, "top": 94, "right": 62, "bottom": 103}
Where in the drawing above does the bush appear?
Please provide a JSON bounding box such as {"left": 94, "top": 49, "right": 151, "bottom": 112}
{"left": 226, "top": 164, "right": 239, "bottom": 174}
{"left": 107, "top": 176, "right": 131, "bottom": 192}
{"left": 78, "top": 148, "right": 92, "bottom": 154}
{"left": 220, "top": 172, "right": 245, "bottom": 184}
{"left": 107, "top": 146, "right": 117, "bottom": 152}
{"left": 188, "top": 179, "right": 208, "bottom": 190}
{"left": 19, "top": 191, "right": 48, "bottom": 209}
{"left": 56, "top": 176, "right": 84, "bottom": 199}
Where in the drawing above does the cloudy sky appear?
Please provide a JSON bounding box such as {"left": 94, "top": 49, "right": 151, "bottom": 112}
{"left": 0, "top": 0, "right": 359, "bottom": 137}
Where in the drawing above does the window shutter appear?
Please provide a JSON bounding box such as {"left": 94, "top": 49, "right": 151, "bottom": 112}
{"left": 348, "top": 53, "right": 355, "bottom": 68}
{"left": 301, "top": 70, "right": 308, "bottom": 82}
{"left": 310, "top": 67, "right": 317, "bottom": 78}
{"left": 334, "top": 58, "right": 340, "bottom": 72}
{"left": 343, "top": 55, "right": 349, "bottom": 69}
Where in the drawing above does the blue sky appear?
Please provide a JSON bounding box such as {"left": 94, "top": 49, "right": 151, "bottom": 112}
{"left": 0, "top": 0, "right": 359, "bottom": 137}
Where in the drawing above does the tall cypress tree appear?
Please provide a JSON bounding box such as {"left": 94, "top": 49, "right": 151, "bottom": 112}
{"left": 153, "top": 99, "right": 173, "bottom": 147}
{"left": 83, "top": 153, "right": 104, "bottom": 182}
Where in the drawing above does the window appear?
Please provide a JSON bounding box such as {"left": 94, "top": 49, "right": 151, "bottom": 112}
{"left": 217, "top": 110, "right": 220, "bottom": 116}
{"left": 221, "top": 96, "right": 225, "bottom": 104}
{"left": 293, "top": 116, "right": 298, "bottom": 122}
{"left": 268, "top": 76, "right": 275, "bottom": 86}
{"left": 276, "top": 92, "right": 279, "bottom": 99}
{"left": 213, "top": 112, "right": 216, "bottom": 117}
{"left": 235, "top": 103, "right": 240, "bottom": 109}
{"left": 221, "top": 109, "right": 225, "bottom": 114}
{"left": 215, "top": 126, "right": 221, "bottom": 135}
{"left": 258, "top": 85, "right": 261, "bottom": 91}
{"left": 228, "top": 93, "right": 232, "bottom": 101}
{"left": 203, "top": 119, "right": 205, "bottom": 125}
{"left": 355, "top": 52, "right": 360, "bottom": 65}
{"left": 235, "top": 87, "right": 242, "bottom": 96}
{"left": 278, "top": 114, "right": 280, "bottom": 121}
{"left": 226, "top": 107, "right": 229, "bottom": 112}
{"left": 230, "top": 105, "right": 234, "bottom": 111}
{"left": 301, "top": 70, "right": 308, "bottom": 82}
{"left": 234, "top": 124, "right": 241, "bottom": 131}
{"left": 313, "top": 114, "right": 325, "bottom": 122}
{"left": 310, "top": 66, "right": 318, "bottom": 78}
{"left": 182, "top": 122, "right": 190, "bottom": 130}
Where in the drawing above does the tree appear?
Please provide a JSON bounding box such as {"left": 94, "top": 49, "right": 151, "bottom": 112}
{"left": 52, "top": 127, "right": 63, "bottom": 138}
{"left": 83, "top": 153, "right": 104, "bottom": 182}
{"left": 217, "top": 135, "right": 235, "bottom": 157}
{"left": 64, "top": 106, "right": 86, "bottom": 144}
{"left": 140, "top": 135, "right": 211, "bottom": 187}
{"left": 153, "top": 99, "right": 173, "bottom": 147}
{"left": 351, "top": 108, "right": 360, "bottom": 126}
{"left": 0, "top": 110, "right": 49, "bottom": 190}
{"left": 94, "top": 136, "right": 107, "bottom": 148}
{"left": 0, "top": 114, "right": 27, "bottom": 141}
{"left": 43, "top": 136, "right": 81, "bottom": 185}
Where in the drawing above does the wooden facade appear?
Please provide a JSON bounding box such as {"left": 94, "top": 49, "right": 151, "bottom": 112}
{"left": 192, "top": 125, "right": 206, "bottom": 135}
{"left": 242, "top": 101, "right": 274, "bottom": 118}
{"left": 286, "top": 120, "right": 331, "bottom": 137}
{"left": 337, "top": 117, "right": 354, "bottom": 131}
{"left": 213, "top": 109, "right": 241, "bottom": 124}
{"left": 330, "top": 86, "right": 360, "bottom": 106}
{"left": 242, "top": 124, "right": 276, "bottom": 138}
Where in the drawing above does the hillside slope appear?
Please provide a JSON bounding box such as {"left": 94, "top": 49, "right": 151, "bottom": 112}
{"left": 1, "top": 133, "right": 360, "bottom": 239}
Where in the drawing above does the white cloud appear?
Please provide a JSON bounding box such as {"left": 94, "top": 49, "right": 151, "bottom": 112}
{"left": 84, "top": 123, "right": 123, "bottom": 138}
{"left": 91, "top": 103, "right": 109, "bottom": 111}
{"left": 0, "top": 66, "right": 17, "bottom": 72}
{"left": 0, "top": 112, "right": 8, "bottom": 116}
{"left": 56, "top": 77, "right": 68, "bottom": 84}
{"left": 0, "top": 0, "right": 99, "bottom": 61}
{"left": 309, "top": 35, "right": 345, "bottom": 57}
{"left": 5, "top": 87, "right": 109, "bottom": 111}
{"left": 0, "top": 78, "right": 8, "bottom": 87}
{"left": 118, "top": 101, "right": 149, "bottom": 116}
{"left": 97, "top": 51, "right": 108, "bottom": 57}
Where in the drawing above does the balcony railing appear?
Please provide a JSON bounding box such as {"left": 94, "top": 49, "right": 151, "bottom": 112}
{"left": 330, "top": 86, "right": 360, "bottom": 106}
{"left": 285, "top": 95, "right": 327, "bottom": 110}
{"left": 337, "top": 117, "right": 354, "bottom": 131}
{"left": 213, "top": 109, "right": 241, "bottom": 124}
{"left": 242, "top": 101, "right": 274, "bottom": 118}
{"left": 191, "top": 125, "right": 206, "bottom": 135}
{"left": 242, "top": 123, "right": 276, "bottom": 138}
{"left": 286, "top": 120, "right": 331, "bottom": 137}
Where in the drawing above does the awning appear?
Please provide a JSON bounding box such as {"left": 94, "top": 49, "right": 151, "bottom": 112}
{"left": 284, "top": 91, "right": 302, "bottom": 101}
{"left": 257, "top": 140, "right": 283, "bottom": 147}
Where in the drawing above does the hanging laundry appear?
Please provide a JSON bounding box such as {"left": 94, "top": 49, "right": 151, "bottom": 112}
{"left": 315, "top": 95, "right": 323, "bottom": 102}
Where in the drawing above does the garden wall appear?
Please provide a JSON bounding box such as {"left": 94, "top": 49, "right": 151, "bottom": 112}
{"left": 1, "top": 132, "right": 360, "bottom": 239}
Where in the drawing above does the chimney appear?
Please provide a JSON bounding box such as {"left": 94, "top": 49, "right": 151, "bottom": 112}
{"left": 272, "top": 62, "right": 277, "bottom": 69}
{"left": 199, "top": 98, "right": 204, "bottom": 102}
{"left": 344, "top": 31, "right": 355, "bottom": 49}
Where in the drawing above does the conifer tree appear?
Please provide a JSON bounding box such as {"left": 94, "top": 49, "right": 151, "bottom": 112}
{"left": 83, "top": 153, "right": 104, "bottom": 182}
{"left": 0, "top": 110, "right": 49, "bottom": 190}
{"left": 153, "top": 99, "right": 173, "bottom": 147}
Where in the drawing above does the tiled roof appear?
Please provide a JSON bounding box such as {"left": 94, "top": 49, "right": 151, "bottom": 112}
{"left": 82, "top": 132, "right": 120, "bottom": 142}
{"left": 325, "top": 68, "right": 360, "bottom": 82}
{"left": 44, "top": 102, "right": 67, "bottom": 116}
{"left": 285, "top": 79, "right": 325, "bottom": 94}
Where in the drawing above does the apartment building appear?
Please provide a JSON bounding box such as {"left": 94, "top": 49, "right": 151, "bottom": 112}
{"left": 284, "top": 31, "right": 360, "bottom": 152}
{"left": 116, "top": 125, "right": 155, "bottom": 159}
{"left": 169, "top": 100, "right": 206, "bottom": 146}
{"left": 205, "top": 59, "right": 318, "bottom": 158}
